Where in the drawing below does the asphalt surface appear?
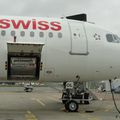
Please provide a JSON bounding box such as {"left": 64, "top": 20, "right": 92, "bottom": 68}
{"left": 0, "top": 86, "right": 119, "bottom": 120}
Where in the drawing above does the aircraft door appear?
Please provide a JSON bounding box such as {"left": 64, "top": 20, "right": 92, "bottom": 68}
{"left": 69, "top": 21, "right": 88, "bottom": 55}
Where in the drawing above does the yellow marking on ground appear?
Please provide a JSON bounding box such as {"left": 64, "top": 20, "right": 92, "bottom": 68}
{"left": 25, "top": 111, "right": 38, "bottom": 120}
{"left": 27, "top": 111, "right": 32, "bottom": 114}
{"left": 87, "top": 117, "right": 101, "bottom": 120}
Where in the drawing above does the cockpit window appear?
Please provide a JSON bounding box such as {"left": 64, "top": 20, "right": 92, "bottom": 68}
{"left": 106, "top": 34, "right": 120, "bottom": 43}
{"left": 106, "top": 34, "right": 113, "bottom": 42}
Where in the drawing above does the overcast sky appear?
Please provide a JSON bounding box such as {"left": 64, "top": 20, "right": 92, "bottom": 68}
{"left": 0, "top": 0, "right": 120, "bottom": 33}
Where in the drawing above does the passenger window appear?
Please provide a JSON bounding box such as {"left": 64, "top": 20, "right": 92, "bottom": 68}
{"left": 39, "top": 32, "right": 44, "bottom": 37}
{"left": 49, "top": 32, "right": 53, "bottom": 38}
{"left": 11, "top": 31, "right": 16, "bottom": 36}
{"left": 30, "top": 31, "right": 34, "bottom": 37}
{"left": 1, "top": 30, "right": 6, "bottom": 36}
{"left": 20, "top": 31, "right": 25, "bottom": 37}
{"left": 58, "top": 32, "right": 62, "bottom": 38}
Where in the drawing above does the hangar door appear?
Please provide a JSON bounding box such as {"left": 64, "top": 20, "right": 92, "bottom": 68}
{"left": 69, "top": 21, "right": 88, "bottom": 55}
{"left": 7, "top": 42, "right": 44, "bottom": 80}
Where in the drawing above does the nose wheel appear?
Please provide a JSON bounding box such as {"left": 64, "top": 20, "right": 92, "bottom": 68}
{"left": 65, "top": 100, "right": 79, "bottom": 112}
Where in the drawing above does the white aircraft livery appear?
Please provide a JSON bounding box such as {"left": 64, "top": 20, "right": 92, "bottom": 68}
{"left": 0, "top": 13, "right": 120, "bottom": 112}
{"left": 0, "top": 14, "right": 119, "bottom": 82}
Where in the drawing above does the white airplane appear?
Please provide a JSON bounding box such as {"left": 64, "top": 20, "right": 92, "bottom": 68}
{"left": 0, "top": 14, "right": 119, "bottom": 112}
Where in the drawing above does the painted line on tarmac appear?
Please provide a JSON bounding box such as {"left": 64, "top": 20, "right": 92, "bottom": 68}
{"left": 25, "top": 111, "right": 38, "bottom": 120}
{"left": 0, "top": 92, "right": 20, "bottom": 94}
{"left": 104, "top": 104, "right": 113, "bottom": 112}
{"left": 48, "top": 96, "right": 61, "bottom": 102}
{"left": 81, "top": 113, "right": 101, "bottom": 120}
{"left": 31, "top": 98, "right": 45, "bottom": 107}
{"left": 36, "top": 99, "right": 45, "bottom": 106}
{"left": 60, "top": 107, "right": 66, "bottom": 111}
{"left": 105, "top": 108, "right": 112, "bottom": 112}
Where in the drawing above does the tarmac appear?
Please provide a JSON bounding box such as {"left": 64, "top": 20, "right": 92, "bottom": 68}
{"left": 0, "top": 86, "right": 119, "bottom": 120}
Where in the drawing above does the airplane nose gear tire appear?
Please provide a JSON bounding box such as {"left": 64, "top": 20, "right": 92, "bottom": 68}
{"left": 65, "top": 100, "right": 79, "bottom": 112}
